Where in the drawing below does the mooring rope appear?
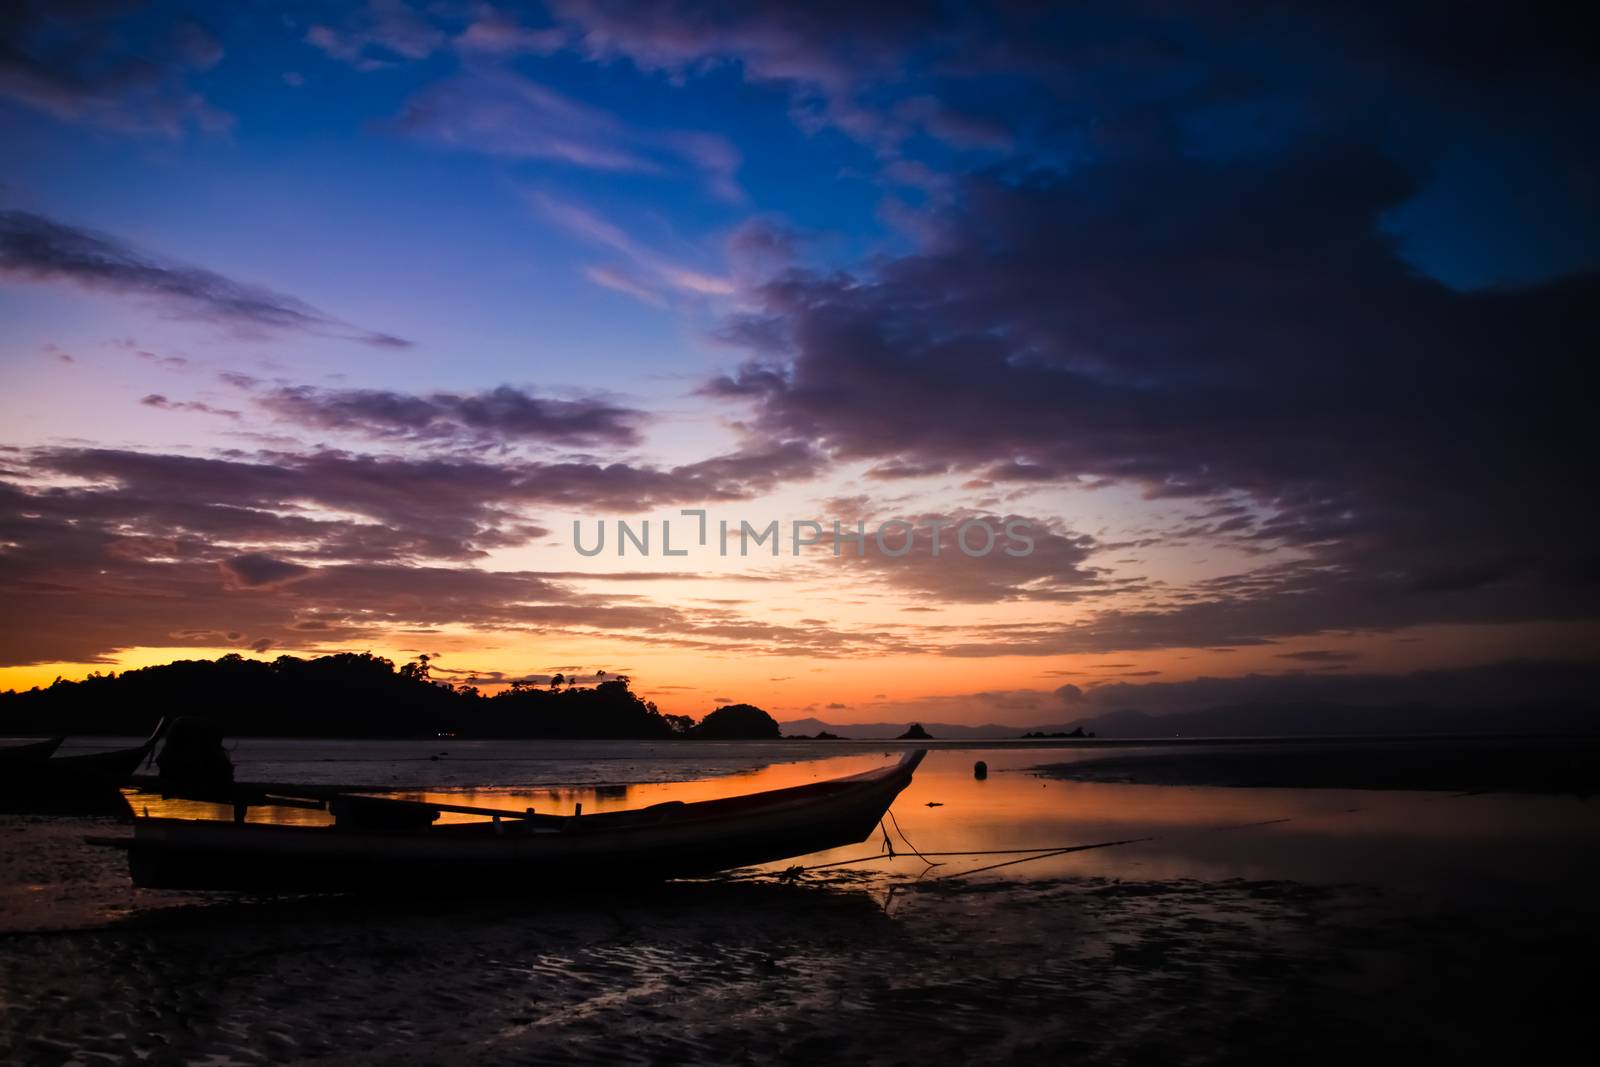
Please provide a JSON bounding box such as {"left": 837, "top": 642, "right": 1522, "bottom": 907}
{"left": 764, "top": 810, "right": 1314, "bottom": 885}
{"left": 885, "top": 808, "right": 942, "bottom": 870}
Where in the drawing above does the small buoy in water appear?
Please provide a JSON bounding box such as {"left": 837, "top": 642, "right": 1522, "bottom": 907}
{"left": 973, "top": 760, "right": 988, "bottom": 780}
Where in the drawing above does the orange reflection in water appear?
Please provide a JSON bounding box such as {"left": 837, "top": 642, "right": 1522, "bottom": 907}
{"left": 127, "top": 747, "right": 1600, "bottom": 896}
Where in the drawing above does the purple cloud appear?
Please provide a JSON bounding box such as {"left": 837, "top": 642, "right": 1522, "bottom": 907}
{"left": 0, "top": 4, "right": 230, "bottom": 136}
{"left": 0, "top": 211, "right": 411, "bottom": 348}
{"left": 258, "top": 384, "right": 645, "bottom": 448}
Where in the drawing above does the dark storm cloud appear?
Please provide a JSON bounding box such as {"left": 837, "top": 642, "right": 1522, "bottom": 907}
{"left": 0, "top": 211, "right": 411, "bottom": 348}
{"left": 547, "top": 1, "right": 1596, "bottom": 181}
{"left": 0, "top": 2, "right": 229, "bottom": 136}
{"left": 710, "top": 142, "right": 1600, "bottom": 648}
{"left": 259, "top": 384, "right": 644, "bottom": 448}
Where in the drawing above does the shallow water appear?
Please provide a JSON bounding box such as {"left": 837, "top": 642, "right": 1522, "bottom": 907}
{"left": 6, "top": 741, "right": 1598, "bottom": 1064}
{"left": 119, "top": 742, "right": 1600, "bottom": 903}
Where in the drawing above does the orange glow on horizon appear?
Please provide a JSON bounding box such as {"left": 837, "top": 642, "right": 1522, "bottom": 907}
{"left": 2, "top": 618, "right": 1591, "bottom": 727}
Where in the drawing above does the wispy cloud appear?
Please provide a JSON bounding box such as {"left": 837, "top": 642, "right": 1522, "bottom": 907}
{"left": 455, "top": 9, "right": 568, "bottom": 56}
{"left": 582, "top": 265, "right": 666, "bottom": 307}
{"left": 0, "top": 211, "right": 410, "bottom": 349}
{"left": 529, "top": 192, "right": 733, "bottom": 304}
{"left": 393, "top": 66, "right": 744, "bottom": 199}
{"left": 395, "top": 71, "right": 661, "bottom": 172}
{"left": 300, "top": 2, "right": 747, "bottom": 199}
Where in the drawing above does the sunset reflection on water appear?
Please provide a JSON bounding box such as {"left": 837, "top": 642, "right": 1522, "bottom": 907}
{"left": 123, "top": 746, "right": 1600, "bottom": 899}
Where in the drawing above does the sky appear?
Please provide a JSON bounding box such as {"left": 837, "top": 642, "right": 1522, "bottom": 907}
{"left": 1, "top": 1, "right": 1596, "bottom": 726}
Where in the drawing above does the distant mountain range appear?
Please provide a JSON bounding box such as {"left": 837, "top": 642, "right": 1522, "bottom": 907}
{"left": 780, "top": 700, "right": 1597, "bottom": 740}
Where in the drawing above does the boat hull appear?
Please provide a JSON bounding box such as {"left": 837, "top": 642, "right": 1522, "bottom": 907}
{"left": 1, "top": 743, "right": 151, "bottom": 815}
{"left": 128, "top": 751, "right": 926, "bottom": 892}
{"left": 0, "top": 737, "right": 64, "bottom": 769}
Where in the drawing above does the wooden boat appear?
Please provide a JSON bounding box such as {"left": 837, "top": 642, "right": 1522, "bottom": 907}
{"left": 119, "top": 750, "right": 928, "bottom": 892}
{"left": 1, "top": 725, "right": 164, "bottom": 814}
{"left": 0, "top": 737, "right": 63, "bottom": 769}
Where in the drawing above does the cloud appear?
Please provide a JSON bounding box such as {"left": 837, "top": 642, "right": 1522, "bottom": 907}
{"left": 864, "top": 459, "right": 949, "bottom": 481}
{"left": 698, "top": 360, "right": 788, "bottom": 397}
{"left": 541, "top": 1, "right": 1018, "bottom": 161}
{"left": 0, "top": 440, "right": 845, "bottom": 666}
{"left": 1276, "top": 649, "right": 1362, "bottom": 663}
{"left": 662, "top": 130, "right": 745, "bottom": 203}
{"left": 0, "top": 511, "right": 883, "bottom": 671}
{"left": 305, "top": 0, "right": 446, "bottom": 71}
{"left": 541, "top": 0, "right": 1600, "bottom": 265}
{"left": 840, "top": 661, "right": 1600, "bottom": 724}
{"left": 303, "top": 5, "right": 752, "bottom": 198}
{"left": 220, "top": 553, "right": 311, "bottom": 589}
{"left": 819, "top": 511, "right": 1116, "bottom": 604}
{"left": 0, "top": 4, "right": 231, "bottom": 136}
{"left": 530, "top": 191, "right": 734, "bottom": 300}
{"left": 582, "top": 265, "right": 665, "bottom": 307}
{"left": 705, "top": 144, "right": 1600, "bottom": 649}
{"left": 396, "top": 70, "right": 660, "bottom": 171}
{"left": 0, "top": 429, "right": 830, "bottom": 675}
{"left": 395, "top": 69, "right": 744, "bottom": 198}
{"left": 18, "top": 440, "right": 822, "bottom": 562}
{"left": 0, "top": 211, "right": 410, "bottom": 348}
{"left": 547, "top": 0, "right": 933, "bottom": 95}
{"left": 893, "top": 96, "right": 1014, "bottom": 152}
{"left": 456, "top": 10, "right": 567, "bottom": 56}
{"left": 258, "top": 384, "right": 645, "bottom": 448}
{"left": 140, "top": 394, "right": 240, "bottom": 420}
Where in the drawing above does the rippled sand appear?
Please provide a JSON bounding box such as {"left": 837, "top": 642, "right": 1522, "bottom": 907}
{"left": 1, "top": 813, "right": 1594, "bottom": 1065}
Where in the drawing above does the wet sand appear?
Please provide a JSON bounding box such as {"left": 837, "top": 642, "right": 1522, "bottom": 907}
{"left": 4, "top": 745, "right": 1599, "bottom": 1064}
{"left": 2, "top": 813, "right": 1594, "bottom": 1066}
